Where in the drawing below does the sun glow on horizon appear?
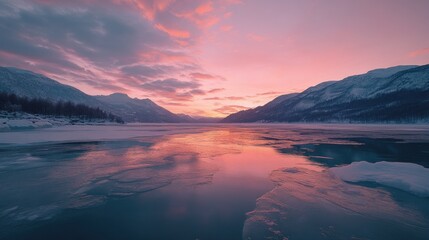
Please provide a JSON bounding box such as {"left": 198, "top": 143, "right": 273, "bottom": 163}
{"left": 0, "top": 0, "right": 429, "bottom": 117}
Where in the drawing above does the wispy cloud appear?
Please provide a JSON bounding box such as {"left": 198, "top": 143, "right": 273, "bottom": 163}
{"left": 140, "top": 78, "right": 206, "bottom": 101}
{"left": 207, "top": 88, "right": 225, "bottom": 93}
{"left": 409, "top": 47, "right": 429, "bottom": 58}
{"left": 189, "top": 72, "right": 216, "bottom": 80}
{"left": 0, "top": 0, "right": 235, "bottom": 102}
{"left": 214, "top": 105, "right": 249, "bottom": 115}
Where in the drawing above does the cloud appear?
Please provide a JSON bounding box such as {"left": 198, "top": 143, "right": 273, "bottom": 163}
{"left": 140, "top": 78, "right": 206, "bottom": 101}
{"left": 121, "top": 65, "right": 175, "bottom": 79}
{"left": 155, "top": 23, "right": 191, "bottom": 39}
{"left": 204, "top": 97, "right": 221, "bottom": 100}
{"left": 226, "top": 96, "right": 245, "bottom": 100}
{"left": 220, "top": 25, "right": 233, "bottom": 32}
{"left": 0, "top": 0, "right": 244, "bottom": 115}
{"left": 214, "top": 105, "right": 249, "bottom": 115}
{"left": 122, "top": 0, "right": 174, "bottom": 21}
{"left": 157, "top": 100, "right": 188, "bottom": 107}
{"left": 409, "top": 47, "right": 429, "bottom": 58}
{"left": 207, "top": 88, "right": 225, "bottom": 93}
{"left": 195, "top": 2, "right": 214, "bottom": 15}
{"left": 202, "top": 91, "right": 285, "bottom": 106}
{"left": 141, "top": 78, "right": 200, "bottom": 92}
{"left": 189, "top": 72, "right": 217, "bottom": 80}
{"left": 204, "top": 95, "right": 244, "bottom": 100}
{"left": 0, "top": 1, "right": 177, "bottom": 91}
{"left": 255, "top": 91, "right": 284, "bottom": 96}
{"left": 247, "top": 33, "right": 266, "bottom": 42}
{"left": 189, "top": 89, "right": 206, "bottom": 95}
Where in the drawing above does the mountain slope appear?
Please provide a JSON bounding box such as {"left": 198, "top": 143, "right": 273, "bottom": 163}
{"left": 0, "top": 67, "right": 184, "bottom": 123}
{"left": 0, "top": 67, "right": 100, "bottom": 106}
{"left": 222, "top": 93, "right": 299, "bottom": 122}
{"left": 223, "top": 65, "right": 429, "bottom": 123}
{"left": 95, "top": 93, "right": 183, "bottom": 122}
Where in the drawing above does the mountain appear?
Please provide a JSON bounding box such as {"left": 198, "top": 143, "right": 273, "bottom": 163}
{"left": 223, "top": 93, "right": 299, "bottom": 123}
{"left": 223, "top": 65, "right": 429, "bottom": 123}
{"left": 95, "top": 93, "right": 183, "bottom": 122}
{"left": 175, "top": 114, "right": 222, "bottom": 123}
{"left": 0, "top": 67, "right": 185, "bottom": 123}
{"left": 0, "top": 67, "right": 100, "bottom": 106}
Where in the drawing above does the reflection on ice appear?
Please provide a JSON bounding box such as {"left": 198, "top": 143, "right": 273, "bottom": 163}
{"left": 0, "top": 136, "right": 223, "bottom": 229}
{"left": 0, "top": 124, "right": 429, "bottom": 240}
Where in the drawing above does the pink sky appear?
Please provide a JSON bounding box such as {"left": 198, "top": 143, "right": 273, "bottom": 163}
{"left": 1, "top": 0, "right": 429, "bottom": 117}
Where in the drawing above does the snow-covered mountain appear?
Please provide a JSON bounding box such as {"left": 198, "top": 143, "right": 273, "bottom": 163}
{"left": 95, "top": 93, "right": 184, "bottom": 122}
{"left": 0, "top": 67, "right": 100, "bottom": 106}
{"left": 0, "top": 67, "right": 185, "bottom": 123}
{"left": 223, "top": 64, "right": 429, "bottom": 123}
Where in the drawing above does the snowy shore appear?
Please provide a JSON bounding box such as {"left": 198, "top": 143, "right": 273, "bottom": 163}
{"left": 0, "top": 111, "right": 120, "bottom": 131}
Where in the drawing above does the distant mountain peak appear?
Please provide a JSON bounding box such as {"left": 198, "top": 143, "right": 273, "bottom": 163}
{"left": 0, "top": 66, "right": 189, "bottom": 123}
{"left": 108, "top": 92, "right": 129, "bottom": 98}
{"left": 364, "top": 65, "right": 418, "bottom": 78}
{"left": 1, "top": 66, "right": 35, "bottom": 74}
{"left": 223, "top": 64, "right": 429, "bottom": 123}
{"left": 103, "top": 93, "right": 154, "bottom": 102}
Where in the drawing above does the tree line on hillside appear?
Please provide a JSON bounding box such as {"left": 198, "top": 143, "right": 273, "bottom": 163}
{"left": 0, "top": 92, "right": 124, "bottom": 123}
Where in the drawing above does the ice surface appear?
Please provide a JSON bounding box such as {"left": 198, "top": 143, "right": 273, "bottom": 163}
{"left": 243, "top": 167, "right": 429, "bottom": 240}
{"left": 3, "top": 205, "right": 60, "bottom": 221}
{"left": 0, "top": 133, "right": 224, "bottom": 229}
{"left": 2, "top": 122, "right": 429, "bottom": 145}
{"left": 330, "top": 161, "right": 429, "bottom": 197}
{"left": 0, "top": 111, "right": 124, "bottom": 131}
{"left": 1, "top": 125, "right": 429, "bottom": 239}
{"left": 0, "top": 124, "right": 204, "bottom": 144}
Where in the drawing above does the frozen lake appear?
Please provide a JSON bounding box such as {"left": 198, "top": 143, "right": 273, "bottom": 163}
{"left": 0, "top": 124, "right": 428, "bottom": 239}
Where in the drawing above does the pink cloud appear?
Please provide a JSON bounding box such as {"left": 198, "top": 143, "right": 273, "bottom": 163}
{"left": 220, "top": 25, "right": 233, "bottom": 32}
{"left": 190, "top": 72, "right": 216, "bottom": 80}
{"left": 118, "top": 0, "right": 174, "bottom": 20}
{"left": 247, "top": 33, "right": 265, "bottom": 42}
{"left": 207, "top": 88, "right": 225, "bottom": 93}
{"left": 138, "top": 49, "right": 194, "bottom": 64}
{"left": 409, "top": 48, "right": 429, "bottom": 58}
{"left": 155, "top": 23, "right": 191, "bottom": 39}
{"left": 256, "top": 91, "right": 284, "bottom": 96}
{"left": 204, "top": 97, "right": 221, "bottom": 100}
{"left": 214, "top": 105, "right": 249, "bottom": 115}
{"left": 195, "top": 1, "right": 213, "bottom": 15}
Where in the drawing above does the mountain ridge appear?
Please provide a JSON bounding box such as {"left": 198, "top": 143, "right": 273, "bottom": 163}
{"left": 222, "top": 64, "right": 429, "bottom": 123}
{"left": 0, "top": 67, "right": 186, "bottom": 123}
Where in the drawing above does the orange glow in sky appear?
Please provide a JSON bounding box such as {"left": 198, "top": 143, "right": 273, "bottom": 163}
{"left": 0, "top": 0, "right": 429, "bottom": 117}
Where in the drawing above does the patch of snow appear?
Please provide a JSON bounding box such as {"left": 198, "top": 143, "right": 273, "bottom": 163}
{"left": 0, "top": 111, "right": 120, "bottom": 131}
{"left": 7, "top": 119, "right": 35, "bottom": 129}
{"left": 330, "top": 161, "right": 429, "bottom": 197}
{"left": 33, "top": 120, "right": 53, "bottom": 128}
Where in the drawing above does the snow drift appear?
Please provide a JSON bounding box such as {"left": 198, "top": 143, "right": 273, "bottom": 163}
{"left": 330, "top": 161, "right": 429, "bottom": 197}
